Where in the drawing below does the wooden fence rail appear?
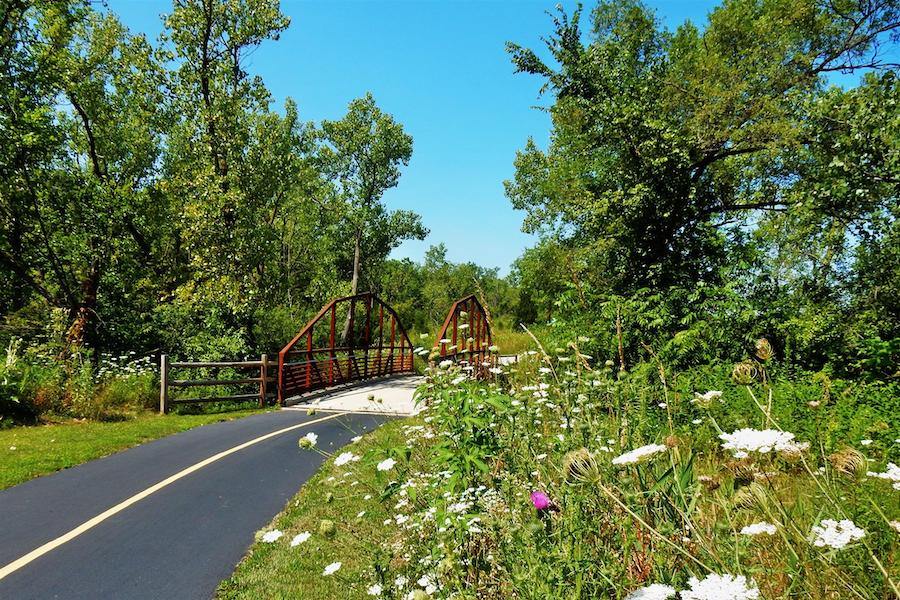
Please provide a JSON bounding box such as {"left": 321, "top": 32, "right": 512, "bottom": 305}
{"left": 159, "top": 354, "right": 273, "bottom": 414}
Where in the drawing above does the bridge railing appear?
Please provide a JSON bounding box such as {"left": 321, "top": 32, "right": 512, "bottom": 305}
{"left": 278, "top": 292, "right": 415, "bottom": 404}
{"left": 434, "top": 294, "right": 494, "bottom": 370}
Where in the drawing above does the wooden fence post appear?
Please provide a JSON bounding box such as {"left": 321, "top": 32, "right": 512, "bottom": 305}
{"left": 159, "top": 354, "right": 169, "bottom": 414}
{"left": 259, "top": 354, "right": 268, "bottom": 408}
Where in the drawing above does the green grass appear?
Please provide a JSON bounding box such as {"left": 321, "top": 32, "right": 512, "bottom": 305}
{"left": 218, "top": 418, "right": 416, "bottom": 600}
{"left": 0, "top": 408, "right": 267, "bottom": 490}
{"left": 492, "top": 325, "right": 542, "bottom": 355}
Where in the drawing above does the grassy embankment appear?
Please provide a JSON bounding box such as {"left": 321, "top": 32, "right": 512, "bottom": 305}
{"left": 218, "top": 350, "right": 900, "bottom": 599}
{"left": 218, "top": 418, "right": 418, "bottom": 599}
{"left": 0, "top": 408, "right": 267, "bottom": 490}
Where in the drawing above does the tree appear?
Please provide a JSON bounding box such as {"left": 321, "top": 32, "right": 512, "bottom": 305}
{"left": 319, "top": 93, "right": 427, "bottom": 340}
{"left": 376, "top": 244, "right": 518, "bottom": 333}
{"left": 506, "top": 0, "right": 900, "bottom": 293}
{"left": 511, "top": 240, "right": 574, "bottom": 324}
{"left": 158, "top": 0, "right": 338, "bottom": 356}
{"left": 504, "top": 0, "right": 900, "bottom": 372}
{"left": 0, "top": 1, "right": 168, "bottom": 354}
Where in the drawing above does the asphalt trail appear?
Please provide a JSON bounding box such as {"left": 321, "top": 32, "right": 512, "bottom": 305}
{"left": 0, "top": 409, "right": 389, "bottom": 599}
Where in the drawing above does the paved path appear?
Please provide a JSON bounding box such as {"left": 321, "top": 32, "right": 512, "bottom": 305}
{"left": 0, "top": 378, "right": 418, "bottom": 600}
{"left": 289, "top": 375, "right": 423, "bottom": 415}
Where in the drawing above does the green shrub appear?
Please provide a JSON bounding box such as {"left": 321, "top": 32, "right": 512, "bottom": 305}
{"left": 1, "top": 339, "right": 36, "bottom": 425}
{"left": 94, "top": 372, "right": 158, "bottom": 413}
{"left": 1, "top": 341, "right": 163, "bottom": 424}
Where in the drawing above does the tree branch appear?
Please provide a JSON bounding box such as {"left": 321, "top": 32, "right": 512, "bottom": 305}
{"left": 68, "top": 92, "right": 106, "bottom": 180}
{"left": 690, "top": 146, "right": 766, "bottom": 181}
{"left": 0, "top": 247, "right": 54, "bottom": 303}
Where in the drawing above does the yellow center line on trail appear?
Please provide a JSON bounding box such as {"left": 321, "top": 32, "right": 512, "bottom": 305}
{"left": 0, "top": 411, "right": 346, "bottom": 581}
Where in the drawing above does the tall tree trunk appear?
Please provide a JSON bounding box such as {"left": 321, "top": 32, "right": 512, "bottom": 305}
{"left": 341, "top": 227, "right": 362, "bottom": 344}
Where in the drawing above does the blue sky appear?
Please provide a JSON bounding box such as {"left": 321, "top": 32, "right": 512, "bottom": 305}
{"left": 108, "top": 0, "right": 724, "bottom": 274}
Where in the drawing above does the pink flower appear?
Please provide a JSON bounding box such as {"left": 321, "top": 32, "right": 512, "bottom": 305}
{"left": 531, "top": 490, "right": 551, "bottom": 510}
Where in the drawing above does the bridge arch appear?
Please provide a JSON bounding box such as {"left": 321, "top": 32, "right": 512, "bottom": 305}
{"left": 433, "top": 294, "right": 493, "bottom": 367}
{"left": 278, "top": 292, "right": 415, "bottom": 404}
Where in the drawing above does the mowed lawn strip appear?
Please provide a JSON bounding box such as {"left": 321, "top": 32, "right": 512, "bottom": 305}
{"left": 218, "top": 418, "right": 417, "bottom": 600}
{"left": 0, "top": 409, "right": 267, "bottom": 490}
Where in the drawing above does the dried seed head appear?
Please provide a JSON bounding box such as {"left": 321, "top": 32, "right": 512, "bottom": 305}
{"left": 665, "top": 435, "right": 679, "bottom": 449}
{"left": 698, "top": 474, "right": 720, "bottom": 491}
{"left": 318, "top": 519, "right": 336, "bottom": 538}
{"left": 729, "top": 461, "right": 757, "bottom": 486}
{"left": 563, "top": 448, "right": 600, "bottom": 484}
{"left": 732, "top": 361, "right": 758, "bottom": 385}
{"left": 732, "top": 482, "right": 766, "bottom": 510}
{"left": 755, "top": 338, "right": 774, "bottom": 361}
{"left": 828, "top": 447, "right": 866, "bottom": 477}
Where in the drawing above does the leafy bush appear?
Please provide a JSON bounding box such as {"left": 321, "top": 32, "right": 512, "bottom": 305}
{"left": 0, "top": 341, "right": 160, "bottom": 424}
{"left": 1, "top": 339, "right": 36, "bottom": 425}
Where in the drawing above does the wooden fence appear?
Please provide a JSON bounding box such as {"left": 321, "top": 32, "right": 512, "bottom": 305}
{"left": 159, "top": 354, "right": 273, "bottom": 414}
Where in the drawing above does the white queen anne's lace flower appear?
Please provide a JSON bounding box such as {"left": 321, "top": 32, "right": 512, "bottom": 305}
{"left": 611, "top": 444, "right": 667, "bottom": 466}
{"left": 417, "top": 573, "right": 438, "bottom": 594}
{"left": 334, "top": 451, "right": 359, "bottom": 466}
{"left": 299, "top": 432, "right": 318, "bottom": 449}
{"left": 719, "top": 428, "right": 808, "bottom": 456}
{"left": 680, "top": 573, "right": 760, "bottom": 600}
{"left": 811, "top": 519, "right": 866, "bottom": 549}
{"left": 740, "top": 522, "right": 777, "bottom": 536}
{"left": 261, "top": 529, "right": 283, "bottom": 543}
{"left": 692, "top": 390, "right": 723, "bottom": 407}
{"left": 290, "top": 531, "right": 311, "bottom": 546}
{"left": 322, "top": 561, "right": 342, "bottom": 576}
{"left": 377, "top": 458, "right": 397, "bottom": 471}
{"left": 624, "top": 583, "right": 677, "bottom": 600}
{"left": 867, "top": 463, "right": 900, "bottom": 490}
{"left": 367, "top": 583, "right": 383, "bottom": 596}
